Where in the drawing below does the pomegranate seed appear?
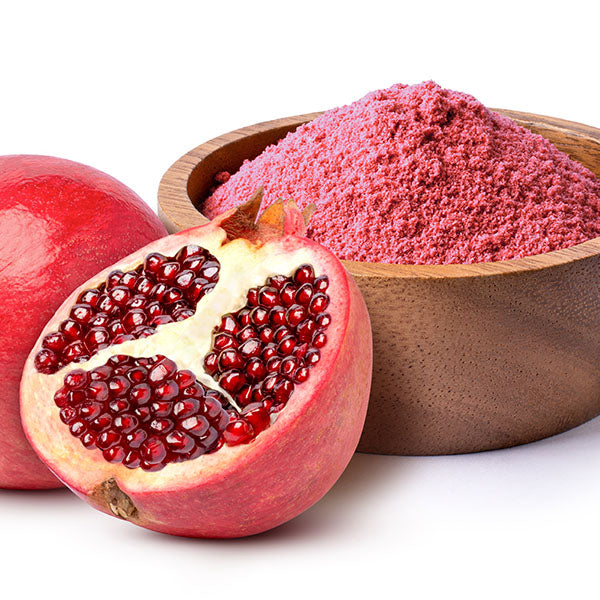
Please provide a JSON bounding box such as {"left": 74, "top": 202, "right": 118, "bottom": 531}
{"left": 148, "top": 357, "right": 177, "bottom": 384}
{"left": 79, "top": 289, "right": 101, "bottom": 307}
{"left": 314, "top": 275, "right": 329, "bottom": 291}
{"left": 42, "top": 332, "right": 67, "bottom": 352}
{"left": 286, "top": 304, "right": 307, "bottom": 327}
{"left": 203, "top": 397, "right": 225, "bottom": 419}
{"left": 313, "top": 332, "right": 327, "bottom": 348}
{"left": 180, "top": 415, "right": 210, "bottom": 437}
{"left": 269, "top": 306, "right": 286, "bottom": 326}
{"left": 88, "top": 381, "right": 109, "bottom": 402}
{"left": 204, "top": 352, "right": 218, "bottom": 375}
{"left": 247, "top": 288, "right": 259, "bottom": 306}
{"left": 97, "top": 430, "right": 121, "bottom": 450}
{"left": 219, "top": 315, "right": 239, "bottom": 335}
{"left": 246, "top": 358, "right": 267, "bottom": 381}
{"left": 61, "top": 319, "right": 82, "bottom": 339}
{"left": 109, "top": 376, "right": 130, "bottom": 397}
{"left": 280, "top": 357, "right": 297, "bottom": 377}
{"left": 175, "top": 370, "right": 196, "bottom": 388}
{"left": 295, "top": 284, "right": 313, "bottom": 305}
{"left": 176, "top": 244, "right": 204, "bottom": 262}
{"left": 84, "top": 327, "right": 110, "bottom": 350}
{"left": 54, "top": 386, "right": 69, "bottom": 407}
{"left": 90, "top": 313, "right": 110, "bottom": 328}
{"left": 280, "top": 283, "right": 296, "bottom": 306}
{"left": 78, "top": 402, "right": 103, "bottom": 419}
{"left": 239, "top": 338, "right": 262, "bottom": 358}
{"left": 123, "top": 309, "right": 147, "bottom": 332}
{"left": 103, "top": 446, "right": 126, "bottom": 463}
{"left": 219, "top": 349, "right": 244, "bottom": 370}
{"left": 262, "top": 345, "right": 278, "bottom": 360}
{"left": 306, "top": 349, "right": 321, "bottom": 365}
{"left": 220, "top": 371, "right": 245, "bottom": 393}
{"left": 296, "top": 319, "right": 316, "bottom": 342}
{"left": 141, "top": 437, "right": 167, "bottom": 464}
{"left": 174, "top": 269, "right": 195, "bottom": 289}
{"left": 172, "top": 308, "right": 195, "bottom": 321}
{"left": 315, "top": 313, "right": 331, "bottom": 328}
{"left": 201, "top": 261, "right": 220, "bottom": 281}
{"left": 123, "top": 451, "right": 141, "bottom": 469}
{"left": 109, "top": 398, "right": 129, "bottom": 413}
{"left": 64, "top": 341, "right": 88, "bottom": 362}
{"left": 35, "top": 349, "right": 58, "bottom": 373}
{"left": 69, "top": 420, "right": 87, "bottom": 437}
{"left": 108, "top": 320, "right": 125, "bottom": 336}
{"left": 106, "top": 270, "right": 124, "bottom": 289}
{"left": 60, "top": 406, "right": 77, "bottom": 424}
{"left": 166, "top": 431, "right": 195, "bottom": 453}
{"left": 214, "top": 333, "right": 236, "bottom": 350}
{"left": 259, "top": 286, "right": 278, "bottom": 307}
{"left": 150, "top": 418, "right": 174, "bottom": 434}
{"left": 242, "top": 404, "right": 270, "bottom": 434}
{"left": 268, "top": 274, "right": 288, "bottom": 290}
{"left": 294, "top": 367, "right": 310, "bottom": 383}
{"left": 114, "top": 414, "right": 139, "bottom": 433}
{"left": 294, "top": 264, "right": 315, "bottom": 284}
{"left": 278, "top": 336, "right": 296, "bottom": 356}
{"left": 145, "top": 253, "right": 167, "bottom": 274}
{"left": 237, "top": 325, "right": 257, "bottom": 342}
{"left": 183, "top": 256, "right": 207, "bottom": 273}
{"left": 267, "top": 357, "right": 282, "bottom": 373}
{"left": 309, "top": 293, "right": 330, "bottom": 314}
{"left": 126, "top": 429, "right": 147, "bottom": 449}
{"left": 109, "top": 286, "right": 132, "bottom": 307}
{"left": 90, "top": 365, "right": 112, "bottom": 380}
{"left": 250, "top": 307, "right": 269, "bottom": 327}
{"left": 236, "top": 385, "right": 253, "bottom": 406}
{"left": 259, "top": 326, "right": 274, "bottom": 343}
{"left": 223, "top": 420, "right": 254, "bottom": 445}
{"left": 127, "top": 366, "right": 148, "bottom": 383}
{"left": 97, "top": 295, "right": 117, "bottom": 314}
{"left": 158, "top": 262, "right": 181, "bottom": 282}
{"left": 173, "top": 398, "right": 200, "bottom": 418}
{"left": 238, "top": 309, "right": 251, "bottom": 326}
{"left": 155, "top": 381, "right": 179, "bottom": 402}
{"left": 120, "top": 272, "right": 138, "bottom": 290}
{"left": 81, "top": 431, "right": 97, "bottom": 448}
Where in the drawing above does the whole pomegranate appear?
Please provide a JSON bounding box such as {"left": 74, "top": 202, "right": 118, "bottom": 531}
{"left": 20, "top": 192, "right": 372, "bottom": 537}
{"left": 0, "top": 155, "right": 167, "bottom": 489}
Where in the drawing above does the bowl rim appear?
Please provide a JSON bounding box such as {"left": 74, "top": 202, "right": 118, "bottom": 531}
{"left": 158, "top": 109, "right": 600, "bottom": 280}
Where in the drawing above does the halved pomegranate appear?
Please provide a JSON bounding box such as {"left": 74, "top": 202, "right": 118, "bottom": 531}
{"left": 21, "top": 192, "right": 372, "bottom": 538}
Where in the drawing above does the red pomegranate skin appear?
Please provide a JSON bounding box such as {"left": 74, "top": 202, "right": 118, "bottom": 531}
{"left": 0, "top": 155, "right": 167, "bottom": 489}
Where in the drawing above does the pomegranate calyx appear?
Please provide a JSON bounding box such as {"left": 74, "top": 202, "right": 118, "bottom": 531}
{"left": 220, "top": 190, "right": 310, "bottom": 244}
{"left": 95, "top": 478, "right": 138, "bottom": 521}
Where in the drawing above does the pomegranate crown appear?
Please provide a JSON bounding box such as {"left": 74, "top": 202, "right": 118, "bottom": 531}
{"left": 219, "top": 188, "right": 316, "bottom": 244}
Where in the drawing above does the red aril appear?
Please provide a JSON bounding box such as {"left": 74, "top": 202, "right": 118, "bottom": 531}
{"left": 0, "top": 155, "right": 167, "bottom": 489}
{"left": 20, "top": 191, "right": 372, "bottom": 537}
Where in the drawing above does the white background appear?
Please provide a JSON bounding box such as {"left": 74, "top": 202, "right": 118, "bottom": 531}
{"left": 1, "top": 1, "right": 599, "bottom": 598}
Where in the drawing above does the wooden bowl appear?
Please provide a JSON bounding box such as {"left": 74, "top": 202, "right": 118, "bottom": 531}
{"left": 158, "top": 109, "right": 600, "bottom": 455}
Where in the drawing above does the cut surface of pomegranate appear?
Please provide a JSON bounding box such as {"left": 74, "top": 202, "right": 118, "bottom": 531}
{"left": 21, "top": 193, "right": 372, "bottom": 537}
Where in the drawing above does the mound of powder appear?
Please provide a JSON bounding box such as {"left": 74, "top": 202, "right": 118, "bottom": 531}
{"left": 203, "top": 81, "right": 600, "bottom": 264}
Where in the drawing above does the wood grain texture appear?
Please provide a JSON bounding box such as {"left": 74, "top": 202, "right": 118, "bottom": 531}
{"left": 158, "top": 109, "right": 600, "bottom": 455}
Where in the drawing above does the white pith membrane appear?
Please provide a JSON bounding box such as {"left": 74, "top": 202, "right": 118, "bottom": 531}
{"left": 21, "top": 222, "right": 348, "bottom": 495}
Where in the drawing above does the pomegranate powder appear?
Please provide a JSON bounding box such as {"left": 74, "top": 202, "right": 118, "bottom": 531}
{"left": 204, "top": 81, "right": 600, "bottom": 265}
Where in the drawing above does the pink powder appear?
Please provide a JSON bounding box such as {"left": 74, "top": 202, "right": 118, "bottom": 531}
{"left": 203, "top": 81, "right": 600, "bottom": 265}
